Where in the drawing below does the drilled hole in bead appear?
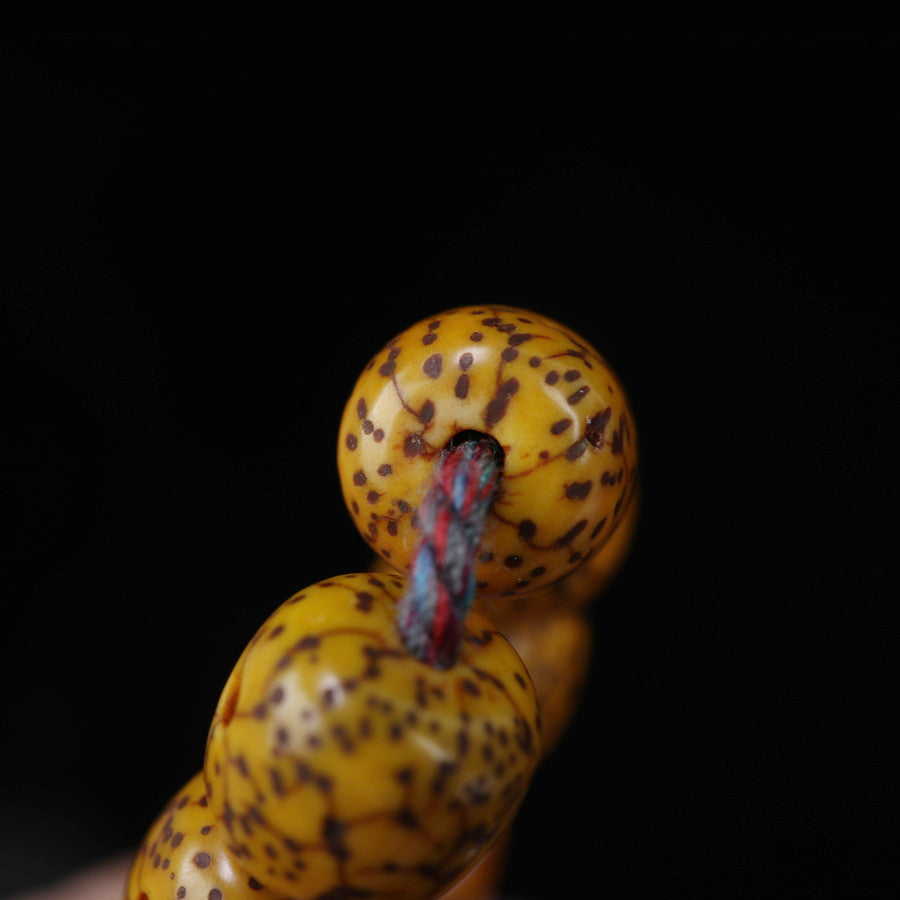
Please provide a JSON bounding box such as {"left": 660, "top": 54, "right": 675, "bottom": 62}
{"left": 443, "top": 430, "right": 505, "bottom": 474}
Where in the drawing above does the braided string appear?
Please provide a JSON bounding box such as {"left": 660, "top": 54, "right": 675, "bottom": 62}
{"left": 397, "top": 436, "right": 501, "bottom": 669}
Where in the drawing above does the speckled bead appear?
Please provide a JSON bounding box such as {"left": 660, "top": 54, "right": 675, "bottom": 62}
{"left": 203, "top": 572, "right": 540, "bottom": 900}
{"left": 125, "top": 771, "right": 291, "bottom": 899}
{"left": 337, "top": 305, "right": 639, "bottom": 597}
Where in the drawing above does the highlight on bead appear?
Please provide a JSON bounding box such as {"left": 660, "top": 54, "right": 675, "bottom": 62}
{"left": 336, "top": 304, "right": 639, "bottom": 600}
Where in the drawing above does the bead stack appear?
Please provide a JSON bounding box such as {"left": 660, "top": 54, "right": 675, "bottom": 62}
{"left": 125, "top": 305, "right": 639, "bottom": 899}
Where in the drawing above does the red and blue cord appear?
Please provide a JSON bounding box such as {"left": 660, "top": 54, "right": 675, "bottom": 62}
{"left": 397, "top": 437, "right": 501, "bottom": 669}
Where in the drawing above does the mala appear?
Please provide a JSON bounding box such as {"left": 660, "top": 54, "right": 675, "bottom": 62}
{"left": 125, "top": 305, "right": 640, "bottom": 900}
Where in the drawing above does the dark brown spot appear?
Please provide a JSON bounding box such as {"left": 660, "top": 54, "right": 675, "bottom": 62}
{"left": 566, "top": 481, "right": 592, "bottom": 500}
{"left": 345, "top": 433, "right": 357, "bottom": 450}
{"left": 418, "top": 400, "right": 435, "bottom": 424}
{"left": 378, "top": 464, "right": 392, "bottom": 476}
{"left": 550, "top": 418, "right": 572, "bottom": 435}
{"left": 423, "top": 354, "right": 443, "bottom": 378}
{"left": 373, "top": 429, "right": 384, "bottom": 441}
{"left": 404, "top": 434, "right": 426, "bottom": 457}
{"left": 461, "top": 678, "right": 481, "bottom": 695}
{"left": 353, "top": 470, "right": 366, "bottom": 486}
{"left": 482, "top": 317, "right": 500, "bottom": 326}
{"left": 356, "top": 590, "right": 374, "bottom": 611}
{"left": 483, "top": 378, "right": 519, "bottom": 428}
{"left": 591, "top": 517, "right": 608, "bottom": 538}
{"left": 397, "top": 806, "right": 420, "bottom": 828}
{"left": 248, "top": 875, "right": 265, "bottom": 890}
{"left": 504, "top": 555, "right": 523, "bottom": 568}
{"left": 564, "top": 369, "right": 580, "bottom": 381}
{"left": 509, "top": 333, "right": 532, "bottom": 346}
{"left": 422, "top": 332, "right": 437, "bottom": 345}
{"left": 555, "top": 519, "right": 588, "bottom": 547}
{"left": 194, "top": 852, "right": 211, "bottom": 869}
{"left": 545, "top": 370, "right": 559, "bottom": 385}
{"left": 324, "top": 817, "right": 350, "bottom": 860}
{"left": 585, "top": 408, "right": 612, "bottom": 448}
{"left": 529, "top": 356, "right": 541, "bottom": 367}
{"left": 459, "top": 352, "right": 474, "bottom": 369}
{"left": 518, "top": 519, "right": 537, "bottom": 540}
{"left": 471, "top": 331, "right": 484, "bottom": 341}
{"left": 568, "top": 385, "right": 590, "bottom": 405}
{"left": 455, "top": 374, "right": 470, "bottom": 398}
{"left": 361, "top": 419, "right": 374, "bottom": 434}
{"left": 356, "top": 398, "right": 367, "bottom": 419}
{"left": 379, "top": 359, "right": 396, "bottom": 376}
{"left": 501, "top": 347, "right": 519, "bottom": 362}
{"left": 565, "top": 439, "right": 588, "bottom": 461}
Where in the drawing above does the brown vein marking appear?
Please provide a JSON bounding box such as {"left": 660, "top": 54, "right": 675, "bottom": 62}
{"left": 368, "top": 506, "right": 412, "bottom": 538}
{"left": 488, "top": 504, "right": 592, "bottom": 554}
{"left": 380, "top": 350, "right": 442, "bottom": 442}
{"left": 499, "top": 406, "right": 612, "bottom": 480}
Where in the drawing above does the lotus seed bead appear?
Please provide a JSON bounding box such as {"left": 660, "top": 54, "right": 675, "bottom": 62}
{"left": 337, "top": 305, "right": 639, "bottom": 598}
{"left": 203, "top": 572, "right": 540, "bottom": 900}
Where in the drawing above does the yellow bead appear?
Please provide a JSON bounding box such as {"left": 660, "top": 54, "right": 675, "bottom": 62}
{"left": 479, "top": 605, "right": 593, "bottom": 758}
{"left": 203, "top": 572, "right": 540, "bottom": 900}
{"left": 125, "top": 771, "right": 289, "bottom": 899}
{"left": 337, "top": 305, "right": 639, "bottom": 597}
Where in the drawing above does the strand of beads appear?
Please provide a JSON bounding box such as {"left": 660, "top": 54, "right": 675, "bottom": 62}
{"left": 125, "top": 304, "right": 638, "bottom": 900}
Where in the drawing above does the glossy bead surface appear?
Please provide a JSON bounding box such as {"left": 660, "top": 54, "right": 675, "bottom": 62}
{"left": 203, "top": 572, "right": 540, "bottom": 899}
{"left": 125, "top": 771, "right": 289, "bottom": 899}
{"left": 337, "top": 305, "right": 639, "bottom": 597}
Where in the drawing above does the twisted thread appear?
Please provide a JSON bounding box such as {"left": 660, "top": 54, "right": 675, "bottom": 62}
{"left": 397, "top": 437, "right": 501, "bottom": 668}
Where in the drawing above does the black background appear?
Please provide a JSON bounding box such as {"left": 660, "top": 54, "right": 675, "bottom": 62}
{"left": 2, "top": 33, "right": 897, "bottom": 897}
